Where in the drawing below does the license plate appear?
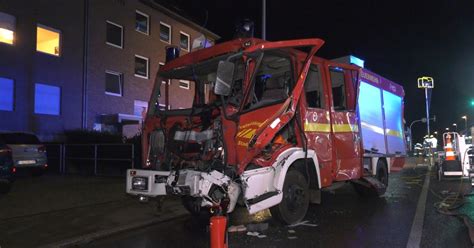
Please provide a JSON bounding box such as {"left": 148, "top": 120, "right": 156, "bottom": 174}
{"left": 18, "top": 160, "right": 36, "bottom": 165}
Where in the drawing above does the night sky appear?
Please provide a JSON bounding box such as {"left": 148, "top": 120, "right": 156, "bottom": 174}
{"left": 166, "top": 0, "right": 474, "bottom": 143}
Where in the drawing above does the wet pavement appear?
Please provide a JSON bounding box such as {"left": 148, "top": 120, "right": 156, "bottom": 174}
{"left": 2, "top": 159, "right": 473, "bottom": 247}
{"left": 85, "top": 159, "right": 474, "bottom": 248}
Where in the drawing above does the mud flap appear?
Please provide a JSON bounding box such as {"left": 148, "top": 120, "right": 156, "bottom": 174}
{"left": 309, "top": 189, "right": 321, "bottom": 204}
{"left": 353, "top": 176, "right": 387, "bottom": 197}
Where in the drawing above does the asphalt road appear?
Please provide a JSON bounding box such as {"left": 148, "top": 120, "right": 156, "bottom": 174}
{"left": 84, "top": 164, "right": 474, "bottom": 248}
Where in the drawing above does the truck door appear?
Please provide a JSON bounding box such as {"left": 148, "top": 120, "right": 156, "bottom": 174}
{"left": 325, "top": 63, "right": 363, "bottom": 181}
{"left": 301, "top": 63, "right": 333, "bottom": 187}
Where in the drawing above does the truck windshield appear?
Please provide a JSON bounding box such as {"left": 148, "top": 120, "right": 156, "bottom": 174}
{"left": 148, "top": 53, "right": 245, "bottom": 115}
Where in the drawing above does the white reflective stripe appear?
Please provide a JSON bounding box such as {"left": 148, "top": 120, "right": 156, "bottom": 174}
{"left": 444, "top": 171, "right": 463, "bottom": 176}
{"left": 445, "top": 151, "right": 455, "bottom": 156}
{"left": 444, "top": 144, "right": 453, "bottom": 148}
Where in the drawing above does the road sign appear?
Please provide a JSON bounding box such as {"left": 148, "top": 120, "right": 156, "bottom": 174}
{"left": 417, "top": 76, "right": 434, "bottom": 88}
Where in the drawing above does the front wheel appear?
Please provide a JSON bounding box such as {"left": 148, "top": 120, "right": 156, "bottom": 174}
{"left": 270, "top": 170, "right": 309, "bottom": 225}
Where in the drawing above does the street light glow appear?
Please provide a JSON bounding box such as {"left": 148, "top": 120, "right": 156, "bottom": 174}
{"left": 462, "top": 115, "right": 467, "bottom": 120}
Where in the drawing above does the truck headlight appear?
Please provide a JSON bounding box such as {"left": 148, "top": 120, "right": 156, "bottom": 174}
{"left": 132, "top": 177, "right": 148, "bottom": 191}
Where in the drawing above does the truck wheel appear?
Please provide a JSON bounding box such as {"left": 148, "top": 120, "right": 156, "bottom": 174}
{"left": 376, "top": 159, "right": 388, "bottom": 186}
{"left": 270, "top": 170, "right": 309, "bottom": 225}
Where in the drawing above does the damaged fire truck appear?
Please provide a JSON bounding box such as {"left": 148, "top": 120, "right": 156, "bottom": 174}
{"left": 126, "top": 38, "right": 406, "bottom": 224}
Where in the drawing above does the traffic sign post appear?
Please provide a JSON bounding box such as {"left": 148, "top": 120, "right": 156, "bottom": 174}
{"left": 418, "top": 76, "right": 434, "bottom": 166}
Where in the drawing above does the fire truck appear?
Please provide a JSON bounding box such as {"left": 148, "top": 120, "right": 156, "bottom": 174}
{"left": 126, "top": 38, "right": 406, "bottom": 224}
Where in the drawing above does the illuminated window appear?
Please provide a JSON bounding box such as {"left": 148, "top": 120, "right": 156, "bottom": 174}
{"left": 0, "top": 77, "right": 14, "bottom": 111}
{"left": 179, "top": 80, "right": 190, "bottom": 90}
{"left": 135, "top": 55, "right": 149, "bottom": 79}
{"left": 159, "top": 22, "right": 171, "bottom": 43}
{"left": 106, "top": 21, "right": 123, "bottom": 48}
{"left": 36, "top": 25, "right": 61, "bottom": 56}
{"left": 0, "top": 12, "right": 15, "bottom": 45}
{"left": 105, "top": 71, "right": 122, "bottom": 96}
{"left": 179, "top": 31, "right": 190, "bottom": 51}
{"left": 134, "top": 100, "right": 148, "bottom": 116}
{"left": 135, "top": 10, "right": 149, "bottom": 35}
{"left": 34, "top": 83, "right": 60, "bottom": 115}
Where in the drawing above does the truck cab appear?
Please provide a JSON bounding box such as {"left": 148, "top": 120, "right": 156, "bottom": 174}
{"left": 126, "top": 38, "right": 406, "bottom": 224}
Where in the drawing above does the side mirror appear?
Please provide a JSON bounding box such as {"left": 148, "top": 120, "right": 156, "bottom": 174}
{"left": 214, "top": 61, "right": 235, "bottom": 96}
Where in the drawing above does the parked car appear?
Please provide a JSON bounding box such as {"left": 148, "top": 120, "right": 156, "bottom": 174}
{"left": 0, "top": 138, "right": 15, "bottom": 193}
{"left": 0, "top": 132, "right": 47, "bottom": 176}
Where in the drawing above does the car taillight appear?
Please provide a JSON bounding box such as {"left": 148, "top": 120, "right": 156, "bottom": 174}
{"left": 12, "top": 167, "right": 16, "bottom": 173}
{"left": 38, "top": 145, "right": 47, "bottom": 153}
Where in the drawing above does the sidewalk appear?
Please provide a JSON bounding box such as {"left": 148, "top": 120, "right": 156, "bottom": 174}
{"left": 0, "top": 174, "right": 187, "bottom": 248}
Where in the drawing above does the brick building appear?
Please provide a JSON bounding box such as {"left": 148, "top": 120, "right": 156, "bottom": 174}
{"left": 0, "top": 0, "right": 219, "bottom": 140}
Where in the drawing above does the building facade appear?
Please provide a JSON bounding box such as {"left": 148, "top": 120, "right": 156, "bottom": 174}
{"left": 0, "top": 0, "right": 218, "bottom": 140}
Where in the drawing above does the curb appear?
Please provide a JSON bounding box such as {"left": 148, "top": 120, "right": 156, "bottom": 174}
{"left": 40, "top": 208, "right": 188, "bottom": 248}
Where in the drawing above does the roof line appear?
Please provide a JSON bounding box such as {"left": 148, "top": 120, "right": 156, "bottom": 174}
{"left": 139, "top": 0, "right": 221, "bottom": 40}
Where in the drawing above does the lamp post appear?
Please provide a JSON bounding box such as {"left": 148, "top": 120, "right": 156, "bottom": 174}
{"left": 408, "top": 118, "right": 427, "bottom": 151}
{"left": 462, "top": 115, "right": 468, "bottom": 132}
{"left": 453, "top": 123, "right": 457, "bottom": 132}
{"left": 446, "top": 127, "right": 449, "bottom": 131}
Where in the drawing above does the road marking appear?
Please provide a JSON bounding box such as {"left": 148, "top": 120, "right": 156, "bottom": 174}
{"left": 406, "top": 166, "right": 431, "bottom": 248}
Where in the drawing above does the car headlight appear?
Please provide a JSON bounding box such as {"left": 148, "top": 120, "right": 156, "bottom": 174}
{"left": 132, "top": 177, "right": 148, "bottom": 191}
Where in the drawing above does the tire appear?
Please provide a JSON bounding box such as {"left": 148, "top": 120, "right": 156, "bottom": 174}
{"left": 270, "top": 169, "right": 309, "bottom": 225}
{"left": 353, "top": 159, "right": 388, "bottom": 197}
{"left": 376, "top": 160, "right": 388, "bottom": 185}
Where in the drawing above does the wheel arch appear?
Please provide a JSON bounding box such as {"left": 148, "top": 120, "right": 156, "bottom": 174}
{"left": 273, "top": 148, "right": 321, "bottom": 191}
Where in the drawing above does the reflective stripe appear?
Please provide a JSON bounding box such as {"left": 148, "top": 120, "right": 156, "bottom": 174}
{"left": 386, "top": 128, "right": 403, "bottom": 138}
{"left": 332, "top": 124, "right": 358, "bottom": 132}
{"left": 304, "top": 123, "right": 358, "bottom": 133}
{"left": 361, "top": 122, "right": 403, "bottom": 138}
{"left": 361, "top": 122, "right": 384, "bottom": 135}
{"left": 445, "top": 151, "right": 455, "bottom": 156}
{"left": 304, "top": 123, "right": 331, "bottom": 132}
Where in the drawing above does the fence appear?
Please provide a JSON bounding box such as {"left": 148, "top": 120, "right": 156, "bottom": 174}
{"left": 45, "top": 144, "right": 136, "bottom": 177}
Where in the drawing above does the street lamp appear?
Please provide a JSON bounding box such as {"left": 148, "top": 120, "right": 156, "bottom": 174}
{"left": 462, "top": 115, "right": 468, "bottom": 131}
{"left": 446, "top": 127, "right": 450, "bottom": 131}
{"left": 453, "top": 123, "right": 457, "bottom": 132}
{"left": 434, "top": 131, "right": 438, "bottom": 135}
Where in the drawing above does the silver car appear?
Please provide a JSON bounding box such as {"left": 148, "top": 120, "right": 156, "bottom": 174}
{"left": 0, "top": 132, "right": 47, "bottom": 175}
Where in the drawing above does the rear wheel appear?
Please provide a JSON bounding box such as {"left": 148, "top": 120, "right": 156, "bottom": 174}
{"left": 270, "top": 169, "right": 309, "bottom": 225}
{"left": 376, "top": 159, "right": 388, "bottom": 192}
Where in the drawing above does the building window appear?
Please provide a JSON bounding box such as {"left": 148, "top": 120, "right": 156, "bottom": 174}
{"left": 0, "top": 12, "right": 15, "bottom": 45}
{"left": 106, "top": 21, "right": 123, "bottom": 48}
{"left": 179, "top": 32, "right": 190, "bottom": 51}
{"left": 179, "top": 80, "right": 190, "bottom": 90}
{"left": 134, "top": 100, "right": 148, "bottom": 116}
{"left": 159, "top": 22, "right": 171, "bottom": 43}
{"left": 135, "top": 10, "right": 149, "bottom": 35}
{"left": 36, "top": 25, "right": 61, "bottom": 56}
{"left": 34, "top": 83, "right": 60, "bottom": 115}
{"left": 105, "top": 71, "right": 123, "bottom": 96}
{"left": 0, "top": 77, "right": 14, "bottom": 111}
{"left": 135, "top": 55, "right": 149, "bottom": 79}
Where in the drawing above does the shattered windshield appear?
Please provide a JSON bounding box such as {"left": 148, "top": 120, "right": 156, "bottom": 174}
{"left": 148, "top": 53, "right": 245, "bottom": 115}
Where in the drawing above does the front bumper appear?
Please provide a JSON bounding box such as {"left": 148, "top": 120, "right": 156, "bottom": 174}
{"left": 126, "top": 169, "right": 240, "bottom": 212}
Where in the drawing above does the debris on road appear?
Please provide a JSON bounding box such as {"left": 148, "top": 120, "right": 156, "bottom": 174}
{"left": 228, "top": 225, "right": 247, "bottom": 233}
{"left": 246, "top": 223, "right": 269, "bottom": 232}
{"left": 287, "top": 220, "right": 318, "bottom": 228}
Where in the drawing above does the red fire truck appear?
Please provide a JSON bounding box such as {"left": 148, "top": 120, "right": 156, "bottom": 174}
{"left": 126, "top": 38, "right": 406, "bottom": 224}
